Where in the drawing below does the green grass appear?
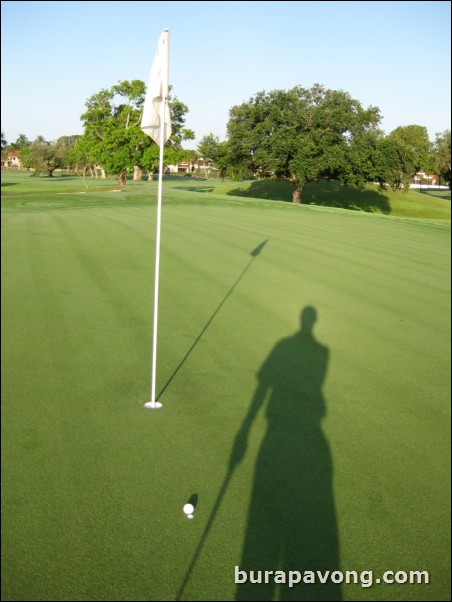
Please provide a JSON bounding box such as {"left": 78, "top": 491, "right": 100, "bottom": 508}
{"left": 2, "top": 171, "right": 450, "bottom": 220}
{"left": 2, "top": 171, "right": 451, "bottom": 601}
{"left": 201, "top": 178, "right": 450, "bottom": 220}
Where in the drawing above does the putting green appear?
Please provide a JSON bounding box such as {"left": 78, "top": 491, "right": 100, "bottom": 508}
{"left": 1, "top": 174, "right": 450, "bottom": 601}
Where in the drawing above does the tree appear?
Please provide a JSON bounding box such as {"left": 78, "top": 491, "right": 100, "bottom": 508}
{"left": 373, "top": 136, "right": 414, "bottom": 190}
{"left": 80, "top": 81, "right": 142, "bottom": 185}
{"left": 80, "top": 80, "right": 193, "bottom": 185}
{"left": 368, "top": 125, "right": 435, "bottom": 191}
{"left": 433, "top": 130, "right": 451, "bottom": 189}
{"left": 68, "top": 136, "right": 93, "bottom": 174}
{"left": 198, "top": 133, "right": 220, "bottom": 161}
{"left": 196, "top": 135, "right": 244, "bottom": 180}
{"left": 19, "top": 137, "right": 49, "bottom": 175}
{"left": 19, "top": 135, "right": 76, "bottom": 176}
{"left": 226, "top": 84, "right": 382, "bottom": 203}
{"left": 216, "top": 141, "right": 238, "bottom": 179}
{"left": 387, "top": 125, "right": 433, "bottom": 174}
{"left": 167, "top": 95, "right": 195, "bottom": 148}
{"left": 1, "top": 132, "right": 7, "bottom": 149}
{"left": 56, "top": 135, "right": 82, "bottom": 172}
{"left": 197, "top": 133, "right": 220, "bottom": 178}
{"left": 10, "top": 134, "right": 30, "bottom": 150}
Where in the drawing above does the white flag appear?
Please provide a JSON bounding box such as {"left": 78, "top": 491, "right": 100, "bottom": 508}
{"left": 141, "top": 29, "right": 172, "bottom": 146}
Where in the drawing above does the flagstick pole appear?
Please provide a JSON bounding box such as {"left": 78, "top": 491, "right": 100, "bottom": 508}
{"left": 145, "top": 96, "right": 166, "bottom": 410}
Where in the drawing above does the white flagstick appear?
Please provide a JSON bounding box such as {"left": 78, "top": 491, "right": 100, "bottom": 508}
{"left": 144, "top": 96, "right": 166, "bottom": 410}
{"left": 142, "top": 29, "right": 171, "bottom": 410}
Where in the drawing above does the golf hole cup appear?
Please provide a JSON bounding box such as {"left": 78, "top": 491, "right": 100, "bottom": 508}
{"left": 183, "top": 503, "right": 194, "bottom": 519}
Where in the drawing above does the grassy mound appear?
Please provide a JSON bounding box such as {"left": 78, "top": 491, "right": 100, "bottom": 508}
{"left": 205, "top": 178, "right": 450, "bottom": 220}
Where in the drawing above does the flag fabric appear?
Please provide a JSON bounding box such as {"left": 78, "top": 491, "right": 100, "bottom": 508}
{"left": 141, "top": 29, "right": 172, "bottom": 146}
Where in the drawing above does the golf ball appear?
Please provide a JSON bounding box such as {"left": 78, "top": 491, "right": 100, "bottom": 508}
{"left": 183, "top": 503, "right": 194, "bottom": 517}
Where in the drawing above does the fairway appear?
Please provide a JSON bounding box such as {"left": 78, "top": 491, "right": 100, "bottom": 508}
{"left": 1, "top": 173, "right": 450, "bottom": 601}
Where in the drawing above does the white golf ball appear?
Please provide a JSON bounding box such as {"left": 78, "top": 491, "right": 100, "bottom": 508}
{"left": 183, "top": 503, "right": 194, "bottom": 517}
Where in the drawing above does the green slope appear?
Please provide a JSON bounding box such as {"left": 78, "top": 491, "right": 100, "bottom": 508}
{"left": 205, "top": 178, "right": 451, "bottom": 220}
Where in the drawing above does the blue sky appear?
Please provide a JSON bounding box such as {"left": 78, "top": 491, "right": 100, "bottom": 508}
{"left": 1, "top": 0, "right": 450, "bottom": 148}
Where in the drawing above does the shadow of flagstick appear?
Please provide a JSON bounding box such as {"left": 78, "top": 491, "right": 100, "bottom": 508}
{"left": 176, "top": 467, "right": 233, "bottom": 600}
{"left": 157, "top": 240, "right": 268, "bottom": 401}
{"left": 175, "top": 240, "right": 268, "bottom": 600}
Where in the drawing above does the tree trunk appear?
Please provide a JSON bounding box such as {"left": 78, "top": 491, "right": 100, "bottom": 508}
{"left": 147, "top": 171, "right": 154, "bottom": 182}
{"left": 133, "top": 165, "right": 142, "bottom": 181}
{"left": 292, "top": 183, "right": 302, "bottom": 204}
{"left": 100, "top": 167, "right": 106, "bottom": 179}
{"left": 81, "top": 166, "right": 89, "bottom": 190}
{"left": 118, "top": 171, "right": 127, "bottom": 186}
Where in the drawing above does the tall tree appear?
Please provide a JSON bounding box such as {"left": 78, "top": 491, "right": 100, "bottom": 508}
{"left": 80, "top": 80, "right": 193, "bottom": 185}
{"left": 226, "top": 84, "right": 382, "bottom": 203}
{"left": 197, "top": 133, "right": 221, "bottom": 178}
{"left": 387, "top": 125, "right": 433, "bottom": 173}
{"left": 373, "top": 136, "right": 414, "bottom": 190}
{"left": 197, "top": 133, "right": 220, "bottom": 161}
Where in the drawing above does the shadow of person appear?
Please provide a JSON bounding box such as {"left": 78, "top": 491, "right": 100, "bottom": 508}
{"left": 231, "top": 306, "right": 341, "bottom": 601}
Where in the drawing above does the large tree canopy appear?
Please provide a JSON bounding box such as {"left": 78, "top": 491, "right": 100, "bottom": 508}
{"left": 370, "top": 125, "right": 436, "bottom": 190}
{"left": 226, "top": 84, "right": 382, "bottom": 202}
{"left": 78, "top": 80, "right": 194, "bottom": 185}
{"left": 388, "top": 125, "right": 433, "bottom": 172}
